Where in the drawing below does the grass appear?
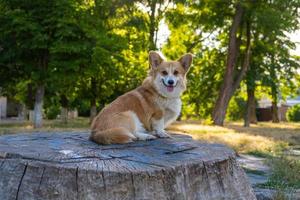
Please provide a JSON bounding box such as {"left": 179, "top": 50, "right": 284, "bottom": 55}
{"left": 262, "top": 156, "right": 300, "bottom": 189}
{"left": 167, "top": 120, "right": 300, "bottom": 156}
{"left": 257, "top": 156, "right": 300, "bottom": 199}
{"left": 0, "top": 117, "right": 89, "bottom": 135}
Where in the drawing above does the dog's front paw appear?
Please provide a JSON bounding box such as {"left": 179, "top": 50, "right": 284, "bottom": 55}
{"left": 136, "top": 133, "right": 157, "bottom": 141}
{"left": 152, "top": 130, "right": 171, "bottom": 138}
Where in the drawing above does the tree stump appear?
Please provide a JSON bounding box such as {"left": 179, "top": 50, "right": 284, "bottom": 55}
{"left": 0, "top": 132, "right": 256, "bottom": 200}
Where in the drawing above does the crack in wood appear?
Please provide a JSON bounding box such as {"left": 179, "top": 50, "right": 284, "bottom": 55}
{"left": 63, "top": 155, "right": 131, "bottom": 161}
{"left": 130, "top": 172, "right": 136, "bottom": 200}
{"left": 216, "top": 163, "right": 226, "bottom": 193}
{"left": 203, "top": 162, "right": 213, "bottom": 195}
{"left": 100, "top": 166, "right": 107, "bottom": 200}
{"left": 75, "top": 167, "right": 79, "bottom": 199}
{"left": 6, "top": 137, "right": 51, "bottom": 142}
{"left": 119, "top": 157, "right": 166, "bottom": 168}
{"left": 15, "top": 163, "right": 27, "bottom": 200}
{"left": 38, "top": 167, "right": 45, "bottom": 192}
{"left": 0, "top": 160, "right": 4, "bottom": 170}
{"left": 228, "top": 157, "right": 235, "bottom": 176}
{"left": 162, "top": 146, "right": 198, "bottom": 154}
{"left": 79, "top": 144, "right": 152, "bottom": 155}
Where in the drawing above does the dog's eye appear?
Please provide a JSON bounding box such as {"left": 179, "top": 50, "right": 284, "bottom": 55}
{"left": 162, "top": 71, "right": 168, "bottom": 76}
{"left": 174, "top": 70, "right": 178, "bottom": 75}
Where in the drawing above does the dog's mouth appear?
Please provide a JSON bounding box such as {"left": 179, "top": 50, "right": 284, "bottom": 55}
{"left": 162, "top": 80, "right": 177, "bottom": 92}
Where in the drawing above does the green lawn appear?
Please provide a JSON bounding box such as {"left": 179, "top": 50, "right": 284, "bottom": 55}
{"left": 0, "top": 117, "right": 90, "bottom": 135}
{"left": 168, "top": 121, "right": 300, "bottom": 156}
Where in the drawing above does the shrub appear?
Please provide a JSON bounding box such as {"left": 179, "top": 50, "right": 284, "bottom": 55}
{"left": 226, "top": 96, "right": 246, "bottom": 121}
{"left": 286, "top": 104, "right": 300, "bottom": 122}
{"left": 45, "top": 105, "right": 60, "bottom": 119}
{"left": 76, "top": 100, "right": 90, "bottom": 117}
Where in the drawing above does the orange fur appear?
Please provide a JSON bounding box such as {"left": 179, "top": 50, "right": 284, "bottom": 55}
{"left": 90, "top": 128, "right": 136, "bottom": 144}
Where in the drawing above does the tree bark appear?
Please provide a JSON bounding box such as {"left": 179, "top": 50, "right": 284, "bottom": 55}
{"left": 148, "top": 0, "right": 157, "bottom": 50}
{"left": 33, "top": 48, "right": 48, "bottom": 128}
{"left": 29, "top": 110, "right": 34, "bottom": 122}
{"left": 244, "top": 86, "right": 257, "bottom": 127}
{"left": 26, "top": 83, "right": 35, "bottom": 111}
{"left": 33, "top": 85, "right": 45, "bottom": 128}
{"left": 0, "top": 132, "right": 256, "bottom": 200}
{"left": 60, "top": 107, "right": 68, "bottom": 124}
{"left": 212, "top": 3, "right": 245, "bottom": 126}
{"left": 270, "top": 55, "right": 279, "bottom": 123}
{"left": 90, "top": 77, "right": 97, "bottom": 123}
{"left": 272, "top": 101, "right": 279, "bottom": 123}
{"left": 90, "top": 99, "right": 97, "bottom": 123}
{"left": 60, "top": 94, "right": 69, "bottom": 124}
{"left": 271, "top": 86, "right": 279, "bottom": 123}
{"left": 17, "top": 103, "right": 27, "bottom": 121}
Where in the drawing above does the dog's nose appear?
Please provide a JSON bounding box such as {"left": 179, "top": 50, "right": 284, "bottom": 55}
{"left": 168, "top": 79, "right": 174, "bottom": 85}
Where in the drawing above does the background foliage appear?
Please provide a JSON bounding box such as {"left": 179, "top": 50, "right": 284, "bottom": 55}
{"left": 0, "top": 0, "right": 299, "bottom": 126}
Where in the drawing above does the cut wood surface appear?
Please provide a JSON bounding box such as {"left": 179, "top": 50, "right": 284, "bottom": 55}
{"left": 0, "top": 132, "right": 256, "bottom": 200}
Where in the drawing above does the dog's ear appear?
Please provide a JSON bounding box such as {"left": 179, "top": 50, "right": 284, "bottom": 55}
{"left": 178, "top": 53, "right": 193, "bottom": 72}
{"left": 149, "top": 51, "right": 164, "bottom": 69}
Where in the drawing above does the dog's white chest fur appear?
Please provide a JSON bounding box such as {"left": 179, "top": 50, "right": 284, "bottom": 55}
{"left": 156, "top": 97, "right": 182, "bottom": 127}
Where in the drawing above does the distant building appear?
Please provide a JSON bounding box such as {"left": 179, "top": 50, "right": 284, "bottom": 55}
{"left": 257, "top": 96, "right": 300, "bottom": 121}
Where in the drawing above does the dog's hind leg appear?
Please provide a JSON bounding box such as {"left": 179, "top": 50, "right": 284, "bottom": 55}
{"left": 90, "top": 127, "right": 136, "bottom": 145}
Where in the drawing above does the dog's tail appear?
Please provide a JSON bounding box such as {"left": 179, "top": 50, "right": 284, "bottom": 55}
{"left": 89, "top": 128, "right": 136, "bottom": 145}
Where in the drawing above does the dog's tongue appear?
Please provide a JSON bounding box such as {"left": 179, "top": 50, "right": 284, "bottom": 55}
{"left": 167, "top": 86, "right": 174, "bottom": 92}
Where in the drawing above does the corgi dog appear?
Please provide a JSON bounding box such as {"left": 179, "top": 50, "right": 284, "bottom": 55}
{"left": 90, "top": 51, "right": 193, "bottom": 144}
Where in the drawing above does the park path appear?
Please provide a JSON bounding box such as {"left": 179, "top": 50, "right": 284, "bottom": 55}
{"left": 237, "top": 154, "right": 270, "bottom": 186}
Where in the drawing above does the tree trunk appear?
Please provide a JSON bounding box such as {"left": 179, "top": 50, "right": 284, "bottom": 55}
{"left": 90, "top": 77, "right": 98, "bottom": 123}
{"left": 0, "top": 132, "right": 256, "bottom": 200}
{"left": 60, "top": 95, "right": 69, "bottom": 124}
{"left": 271, "top": 86, "right": 279, "bottom": 123}
{"left": 244, "top": 86, "right": 257, "bottom": 127}
{"left": 29, "top": 110, "right": 34, "bottom": 122}
{"left": 26, "top": 83, "right": 35, "bottom": 111}
{"left": 272, "top": 101, "right": 279, "bottom": 123}
{"left": 60, "top": 107, "right": 68, "bottom": 124}
{"left": 90, "top": 99, "right": 97, "bottom": 123}
{"left": 212, "top": 3, "right": 245, "bottom": 126}
{"left": 33, "top": 85, "right": 45, "bottom": 128}
{"left": 148, "top": 0, "right": 157, "bottom": 50}
{"left": 17, "top": 104, "right": 27, "bottom": 121}
{"left": 33, "top": 48, "right": 48, "bottom": 128}
{"left": 270, "top": 63, "right": 279, "bottom": 123}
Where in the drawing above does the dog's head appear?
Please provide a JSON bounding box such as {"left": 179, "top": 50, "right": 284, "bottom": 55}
{"left": 147, "top": 51, "right": 193, "bottom": 98}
